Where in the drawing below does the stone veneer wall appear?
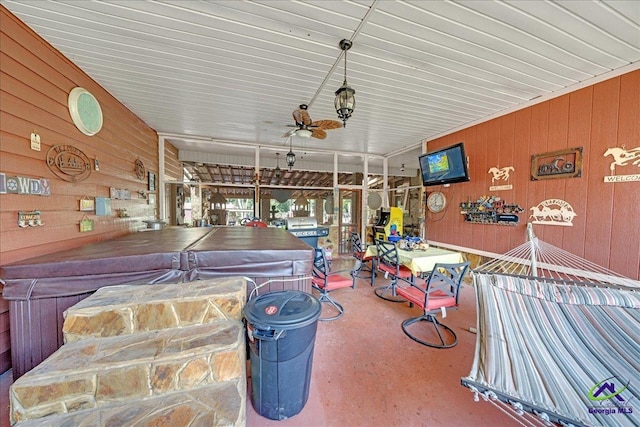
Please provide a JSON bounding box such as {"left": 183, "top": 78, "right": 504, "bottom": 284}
{"left": 10, "top": 277, "right": 247, "bottom": 426}
{"left": 63, "top": 279, "right": 245, "bottom": 342}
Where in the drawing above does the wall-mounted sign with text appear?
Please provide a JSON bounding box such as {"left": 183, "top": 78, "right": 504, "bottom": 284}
{"left": 530, "top": 199, "right": 576, "bottom": 227}
{"left": 0, "top": 173, "right": 51, "bottom": 196}
{"left": 604, "top": 146, "right": 640, "bottom": 183}
{"left": 488, "top": 166, "right": 514, "bottom": 191}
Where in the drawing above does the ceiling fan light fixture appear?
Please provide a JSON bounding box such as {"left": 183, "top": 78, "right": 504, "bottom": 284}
{"left": 296, "top": 129, "right": 312, "bottom": 138}
{"left": 335, "top": 39, "right": 355, "bottom": 126}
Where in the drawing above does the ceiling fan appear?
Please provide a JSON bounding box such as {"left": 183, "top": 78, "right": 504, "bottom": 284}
{"left": 282, "top": 104, "right": 342, "bottom": 140}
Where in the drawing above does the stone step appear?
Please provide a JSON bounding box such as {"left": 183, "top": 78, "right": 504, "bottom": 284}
{"left": 10, "top": 321, "right": 245, "bottom": 424}
{"left": 14, "top": 381, "right": 245, "bottom": 427}
{"left": 63, "top": 277, "right": 246, "bottom": 342}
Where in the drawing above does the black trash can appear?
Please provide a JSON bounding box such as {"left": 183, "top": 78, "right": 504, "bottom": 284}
{"left": 245, "top": 290, "right": 321, "bottom": 420}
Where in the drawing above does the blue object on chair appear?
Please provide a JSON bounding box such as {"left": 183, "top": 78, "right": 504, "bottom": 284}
{"left": 395, "top": 261, "right": 470, "bottom": 348}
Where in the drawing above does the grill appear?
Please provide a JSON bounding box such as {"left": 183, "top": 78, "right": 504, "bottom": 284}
{"left": 285, "top": 217, "right": 329, "bottom": 248}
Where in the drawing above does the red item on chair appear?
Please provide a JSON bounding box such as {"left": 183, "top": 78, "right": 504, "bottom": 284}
{"left": 245, "top": 220, "right": 268, "bottom": 227}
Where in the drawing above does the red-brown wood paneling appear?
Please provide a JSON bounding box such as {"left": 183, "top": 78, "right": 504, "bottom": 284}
{"left": 511, "top": 108, "right": 531, "bottom": 249}
{"left": 609, "top": 72, "right": 640, "bottom": 279}
{"left": 545, "top": 95, "right": 570, "bottom": 248}
{"left": 0, "top": 7, "right": 183, "bottom": 267}
{"left": 585, "top": 78, "right": 620, "bottom": 269}
{"left": 426, "top": 70, "right": 640, "bottom": 280}
{"left": 564, "top": 87, "right": 593, "bottom": 258}
{"left": 481, "top": 119, "right": 501, "bottom": 255}
{"left": 528, "top": 102, "right": 551, "bottom": 243}
{"left": 0, "top": 6, "right": 182, "bottom": 374}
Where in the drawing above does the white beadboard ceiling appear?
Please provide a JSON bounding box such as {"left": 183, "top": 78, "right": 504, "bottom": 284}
{"left": 4, "top": 0, "right": 639, "bottom": 174}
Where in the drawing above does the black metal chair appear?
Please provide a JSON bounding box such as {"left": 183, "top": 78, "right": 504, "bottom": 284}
{"left": 373, "top": 239, "right": 414, "bottom": 302}
{"left": 395, "top": 261, "right": 470, "bottom": 348}
{"left": 311, "top": 248, "right": 356, "bottom": 321}
{"left": 350, "top": 231, "right": 375, "bottom": 279}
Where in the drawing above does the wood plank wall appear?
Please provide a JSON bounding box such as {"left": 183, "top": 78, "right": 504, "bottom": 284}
{"left": 0, "top": 6, "right": 181, "bottom": 374}
{"left": 425, "top": 70, "right": 640, "bottom": 281}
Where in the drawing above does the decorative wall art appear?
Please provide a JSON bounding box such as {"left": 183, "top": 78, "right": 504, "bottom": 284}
{"left": 68, "top": 87, "right": 103, "bottom": 136}
{"left": 488, "top": 166, "right": 514, "bottom": 191}
{"left": 460, "top": 196, "right": 524, "bottom": 225}
{"left": 79, "top": 196, "right": 95, "bottom": 212}
{"left": 0, "top": 174, "right": 51, "bottom": 196}
{"left": 135, "top": 159, "right": 146, "bottom": 180}
{"left": 79, "top": 216, "right": 94, "bottom": 232}
{"left": 148, "top": 171, "right": 156, "bottom": 192}
{"left": 95, "top": 197, "right": 112, "bottom": 216}
{"left": 109, "top": 187, "right": 131, "bottom": 200}
{"left": 18, "top": 210, "right": 44, "bottom": 227}
{"left": 148, "top": 193, "right": 156, "bottom": 205}
{"left": 603, "top": 146, "right": 640, "bottom": 183}
{"left": 46, "top": 145, "right": 92, "bottom": 182}
{"left": 531, "top": 147, "right": 583, "bottom": 181}
{"left": 529, "top": 199, "right": 576, "bottom": 226}
{"left": 30, "top": 131, "right": 41, "bottom": 151}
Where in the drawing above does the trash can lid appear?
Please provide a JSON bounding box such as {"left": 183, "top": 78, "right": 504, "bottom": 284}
{"left": 245, "top": 291, "right": 321, "bottom": 330}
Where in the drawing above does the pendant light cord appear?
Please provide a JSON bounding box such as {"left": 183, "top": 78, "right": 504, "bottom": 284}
{"left": 306, "top": 0, "right": 379, "bottom": 108}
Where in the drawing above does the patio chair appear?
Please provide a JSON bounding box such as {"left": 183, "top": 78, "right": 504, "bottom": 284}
{"left": 373, "top": 239, "right": 413, "bottom": 302}
{"left": 312, "top": 247, "right": 356, "bottom": 321}
{"left": 350, "top": 232, "right": 375, "bottom": 280}
{"left": 395, "top": 261, "right": 470, "bottom": 348}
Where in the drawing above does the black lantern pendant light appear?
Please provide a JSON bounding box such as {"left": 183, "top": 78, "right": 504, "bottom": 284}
{"left": 274, "top": 152, "right": 282, "bottom": 178}
{"left": 335, "top": 39, "right": 355, "bottom": 126}
{"left": 286, "top": 138, "right": 296, "bottom": 170}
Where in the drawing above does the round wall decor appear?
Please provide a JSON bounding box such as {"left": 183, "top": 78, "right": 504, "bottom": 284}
{"left": 46, "top": 144, "right": 92, "bottom": 182}
{"left": 367, "top": 192, "right": 382, "bottom": 210}
{"left": 427, "top": 191, "right": 447, "bottom": 213}
{"left": 68, "top": 87, "right": 103, "bottom": 136}
{"left": 134, "top": 159, "right": 146, "bottom": 180}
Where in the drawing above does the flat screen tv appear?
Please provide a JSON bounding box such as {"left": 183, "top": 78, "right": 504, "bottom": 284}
{"left": 419, "top": 142, "right": 470, "bottom": 186}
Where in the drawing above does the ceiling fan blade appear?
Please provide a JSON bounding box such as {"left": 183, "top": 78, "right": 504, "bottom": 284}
{"left": 311, "top": 128, "right": 327, "bottom": 139}
{"left": 310, "top": 120, "right": 342, "bottom": 130}
{"left": 282, "top": 129, "right": 297, "bottom": 138}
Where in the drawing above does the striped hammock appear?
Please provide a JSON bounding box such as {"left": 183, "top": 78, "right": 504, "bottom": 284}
{"left": 462, "top": 233, "right": 640, "bottom": 427}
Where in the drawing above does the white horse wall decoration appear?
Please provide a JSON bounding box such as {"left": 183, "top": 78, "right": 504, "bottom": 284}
{"left": 488, "top": 166, "right": 514, "bottom": 184}
{"left": 604, "top": 146, "right": 640, "bottom": 174}
{"left": 530, "top": 199, "right": 576, "bottom": 226}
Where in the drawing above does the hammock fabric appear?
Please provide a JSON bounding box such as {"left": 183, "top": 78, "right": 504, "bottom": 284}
{"left": 462, "top": 272, "right": 640, "bottom": 427}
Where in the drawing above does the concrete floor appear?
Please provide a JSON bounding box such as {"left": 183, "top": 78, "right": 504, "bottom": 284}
{"left": 245, "top": 261, "right": 523, "bottom": 427}
{"left": 2, "top": 259, "right": 527, "bottom": 427}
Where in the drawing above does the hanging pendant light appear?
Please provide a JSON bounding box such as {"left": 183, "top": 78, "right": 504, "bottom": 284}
{"left": 286, "top": 137, "right": 296, "bottom": 170}
{"left": 335, "top": 39, "right": 356, "bottom": 127}
{"left": 274, "top": 153, "right": 282, "bottom": 178}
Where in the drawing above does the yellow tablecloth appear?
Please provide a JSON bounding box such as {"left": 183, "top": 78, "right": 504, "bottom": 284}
{"left": 364, "top": 245, "right": 464, "bottom": 276}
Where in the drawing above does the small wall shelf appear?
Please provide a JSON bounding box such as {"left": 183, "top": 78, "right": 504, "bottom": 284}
{"left": 460, "top": 196, "right": 524, "bottom": 225}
